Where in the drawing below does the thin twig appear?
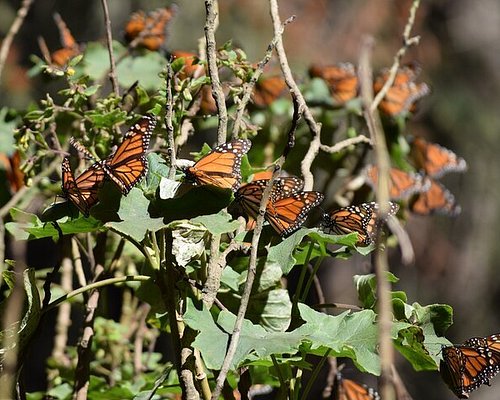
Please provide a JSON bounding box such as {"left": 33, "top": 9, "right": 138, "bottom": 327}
{"left": 0, "top": 0, "right": 34, "bottom": 85}
{"left": 231, "top": 36, "right": 279, "bottom": 139}
{"left": 164, "top": 62, "right": 177, "bottom": 179}
{"left": 322, "top": 357, "right": 338, "bottom": 398}
{"left": 211, "top": 91, "right": 299, "bottom": 400}
{"left": 269, "top": 0, "right": 322, "bottom": 191}
{"left": 319, "top": 135, "right": 372, "bottom": 153}
{"left": 370, "top": 0, "right": 421, "bottom": 113}
{"left": 204, "top": 0, "right": 227, "bottom": 145}
{"left": 359, "top": 37, "right": 395, "bottom": 400}
{"left": 100, "top": 0, "right": 119, "bottom": 96}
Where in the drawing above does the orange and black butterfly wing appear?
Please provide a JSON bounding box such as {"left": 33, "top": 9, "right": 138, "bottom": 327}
{"left": 184, "top": 139, "right": 252, "bottom": 192}
{"left": 265, "top": 191, "right": 324, "bottom": 236}
{"left": 103, "top": 114, "right": 156, "bottom": 195}
{"left": 235, "top": 177, "right": 304, "bottom": 220}
{"left": 365, "top": 165, "right": 428, "bottom": 200}
{"left": 321, "top": 202, "right": 398, "bottom": 245}
{"left": 309, "top": 63, "right": 358, "bottom": 104}
{"left": 374, "top": 64, "right": 430, "bottom": 116}
{"left": 410, "top": 136, "right": 467, "bottom": 178}
{"left": 252, "top": 76, "right": 288, "bottom": 107}
{"left": 441, "top": 344, "right": 500, "bottom": 398}
{"left": 62, "top": 158, "right": 105, "bottom": 215}
{"left": 335, "top": 374, "right": 380, "bottom": 400}
{"left": 410, "top": 179, "right": 460, "bottom": 216}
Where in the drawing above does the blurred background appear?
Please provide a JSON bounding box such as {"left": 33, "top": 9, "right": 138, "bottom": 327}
{"left": 2, "top": 0, "right": 500, "bottom": 398}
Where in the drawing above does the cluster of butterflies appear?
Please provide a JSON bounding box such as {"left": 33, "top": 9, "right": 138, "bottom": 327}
{"left": 364, "top": 136, "right": 467, "bottom": 216}
{"left": 309, "top": 61, "right": 430, "bottom": 117}
{"left": 61, "top": 114, "right": 409, "bottom": 242}
{"left": 441, "top": 333, "right": 500, "bottom": 398}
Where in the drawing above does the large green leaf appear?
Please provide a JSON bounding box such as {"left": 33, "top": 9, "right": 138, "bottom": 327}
{"left": 191, "top": 210, "right": 241, "bottom": 235}
{"left": 107, "top": 188, "right": 165, "bottom": 242}
{"left": 5, "top": 208, "right": 103, "bottom": 241}
{"left": 116, "top": 52, "right": 165, "bottom": 91}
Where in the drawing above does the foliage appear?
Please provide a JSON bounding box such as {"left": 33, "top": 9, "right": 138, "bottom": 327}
{"left": 0, "top": 3, "right": 457, "bottom": 399}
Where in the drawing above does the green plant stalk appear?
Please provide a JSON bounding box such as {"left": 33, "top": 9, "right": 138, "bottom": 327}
{"left": 271, "top": 354, "right": 287, "bottom": 396}
{"left": 292, "top": 240, "right": 315, "bottom": 310}
{"left": 301, "top": 349, "right": 331, "bottom": 400}
{"left": 43, "top": 275, "right": 151, "bottom": 313}
{"left": 300, "top": 255, "right": 325, "bottom": 303}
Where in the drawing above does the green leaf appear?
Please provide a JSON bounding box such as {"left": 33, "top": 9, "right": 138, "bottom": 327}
{"left": 0, "top": 269, "right": 41, "bottom": 378}
{"left": 5, "top": 208, "right": 103, "bottom": 241}
{"left": 83, "top": 41, "right": 126, "bottom": 82}
{"left": 296, "top": 304, "right": 410, "bottom": 375}
{"left": 354, "top": 272, "right": 399, "bottom": 309}
{"left": 191, "top": 210, "right": 241, "bottom": 235}
{"left": 0, "top": 108, "right": 18, "bottom": 155}
{"left": 169, "top": 221, "right": 207, "bottom": 267}
{"left": 107, "top": 188, "right": 165, "bottom": 241}
{"left": 246, "top": 288, "right": 292, "bottom": 332}
{"left": 116, "top": 52, "right": 165, "bottom": 91}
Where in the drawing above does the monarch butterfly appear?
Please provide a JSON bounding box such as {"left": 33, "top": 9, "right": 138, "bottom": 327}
{"left": 265, "top": 191, "right": 324, "bottom": 236}
{"left": 364, "top": 165, "right": 429, "bottom": 200}
{"left": 0, "top": 151, "right": 24, "bottom": 193}
{"left": 464, "top": 334, "right": 500, "bottom": 355}
{"left": 373, "top": 63, "right": 430, "bottom": 116}
{"left": 308, "top": 63, "right": 358, "bottom": 104}
{"left": 235, "top": 176, "right": 305, "bottom": 219}
{"left": 38, "top": 13, "right": 81, "bottom": 68}
{"left": 124, "top": 6, "right": 176, "bottom": 51}
{"left": 251, "top": 76, "right": 288, "bottom": 107}
{"left": 440, "top": 340, "right": 500, "bottom": 398}
{"left": 409, "top": 178, "right": 461, "bottom": 216}
{"left": 320, "top": 201, "right": 399, "bottom": 245}
{"left": 410, "top": 136, "right": 467, "bottom": 179}
{"left": 101, "top": 114, "right": 156, "bottom": 195}
{"left": 183, "top": 139, "right": 252, "bottom": 192}
{"left": 335, "top": 373, "right": 380, "bottom": 400}
{"left": 61, "top": 157, "right": 106, "bottom": 216}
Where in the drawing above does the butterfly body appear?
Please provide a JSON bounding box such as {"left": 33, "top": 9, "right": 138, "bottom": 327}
{"left": 320, "top": 201, "right": 399, "bottom": 245}
{"left": 183, "top": 139, "right": 251, "bottom": 192}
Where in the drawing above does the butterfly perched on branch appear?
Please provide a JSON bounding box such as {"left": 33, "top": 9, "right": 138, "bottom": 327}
{"left": 320, "top": 201, "right": 399, "bottom": 245}
{"left": 183, "top": 139, "right": 251, "bottom": 192}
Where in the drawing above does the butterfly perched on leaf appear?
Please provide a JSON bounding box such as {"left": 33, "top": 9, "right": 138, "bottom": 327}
{"left": 235, "top": 176, "right": 323, "bottom": 236}
{"left": 364, "top": 165, "right": 429, "bottom": 200}
{"left": 373, "top": 63, "right": 430, "bottom": 117}
{"left": 251, "top": 76, "right": 288, "bottom": 107}
{"left": 61, "top": 157, "right": 106, "bottom": 216}
{"left": 124, "top": 6, "right": 177, "bottom": 51}
{"left": 100, "top": 114, "right": 156, "bottom": 195}
{"left": 334, "top": 373, "right": 380, "bottom": 400}
{"left": 440, "top": 333, "right": 500, "bottom": 398}
{"left": 410, "top": 136, "right": 467, "bottom": 179}
{"left": 183, "top": 139, "right": 251, "bottom": 192}
{"left": 309, "top": 62, "right": 358, "bottom": 104}
{"left": 409, "top": 178, "right": 461, "bottom": 216}
{"left": 320, "top": 201, "right": 399, "bottom": 245}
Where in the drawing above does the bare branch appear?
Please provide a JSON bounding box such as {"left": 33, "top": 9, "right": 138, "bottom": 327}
{"left": 100, "top": 0, "right": 119, "bottom": 96}
{"left": 164, "top": 62, "right": 177, "bottom": 179}
{"left": 231, "top": 36, "right": 278, "bottom": 139}
{"left": 319, "top": 135, "right": 372, "bottom": 153}
{"left": 0, "top": 0, "right": 34, "bottom": 85}
{"left": 370, "top": 0, "right": 421, "bottom": 113}
{"left": 269, "top": 0, "right": 322, "bottom": 191}
{"left": 211, "top": 93, "right": 299, "bottom": 400}
{"left": 204, "top": 0, "right": 227, "bottom": 145}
